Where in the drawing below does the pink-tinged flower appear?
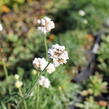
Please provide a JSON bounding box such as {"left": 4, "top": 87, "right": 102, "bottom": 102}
{"left": 48, "top": 44, "right": 69, "bottom": 67}
{"left": 37, "top": 17, "right": 55, "bottom": 34}
{"left": 33, "top": 58, "right": 48, "bottom": 71}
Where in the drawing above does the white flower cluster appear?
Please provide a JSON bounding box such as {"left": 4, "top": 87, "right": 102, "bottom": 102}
{"left": 78, "top": 10, "right": 88, "bottom": 24}
{"left": 33, "top": 17, "right": 69, "bottom": 89}
{"left": 33, "top": 44, "right": 68, "bottom": 88}
{"left": 48, "top": 44, "right": 69, "bottom": 67}
{"left": 14, "top": 74, "right": 23, "bottom": 88}
{"left": 46, "top": 63, "right": 55, "bottom": 74}
{"left": 79, "top": 10, "right": 86, "bottom": 16}
{"left": 33, "top": 58, "right": 48, "bottom": 71}
{"left": 33, "top": 58, "right": 55, "bottom": 88}
{"left": 38, "top": 76, "right": 50, "bottom": 88}
{"left": 33, "top": 58, "right": 55, "bottom": 74}
{"left": 37, "top": 17, "right": 55, "bottom": 34}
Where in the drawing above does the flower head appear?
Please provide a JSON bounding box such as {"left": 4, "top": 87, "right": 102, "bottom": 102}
{"left": 37, "top": 16, "right": 55, "bottom": 34}
{"left": 48, "top": 44, "right": 69, "bottom": 67}
{"left": 46, "top": 63, "right": 55, "bottom": 74}
{"left": 33, "top": 58, "right": 48, "bottom": 71}
{"left": 32, "top": 69, "right": 37, "bottom": 75}
{"left": 14, "top": 74, "right": 20, "bottom": 80}
{"left": 83, "top": 19, "right": 88, "bottom": 24}
{"left": 79, "top": 10, "right": 86, "bottom": 16}
{"left": 15, "top": 80, "right": 23, "bottom": 88}
{"left": 38, "top": 76, "right": 50, "bottom": 88}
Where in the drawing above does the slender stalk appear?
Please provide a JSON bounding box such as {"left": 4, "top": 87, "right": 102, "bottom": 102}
{"left": 44, "top": 35, "right": 48, "bottom": 60}
{"left": 2, "top": 59, "right": 11, "bottom": 93}
{"left": 19, "top": 88, "right": 28, "bottom": 109}
{"left": 2, "top": 60, "right": 8, "bottom": 79}
{"left": 16, "top": 72, "right": 40, "bottom": 108}
{"left": 16, "top": 75, "right": 39, "bottom": 108}
{"left": 36, "top": 72, "right": 40, "bottom": 109}
{"left": 17, "top": 62, "right": 50, "bottom": 108}
{"left": 25, "top": 78, "right": 38, "bottom": 98}
{"left": 42, "top": 62, "right": 50, "bottom": 71}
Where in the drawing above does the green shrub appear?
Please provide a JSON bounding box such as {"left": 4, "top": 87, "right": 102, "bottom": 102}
{"left": 47, "top": 0, "right": 109, "bottom": 31}
{"left": 87, "top": 73, "right": 107, "bottom": 96}
{"left": 56, "top": 30, "right": 91, "bottom": 67}
{"left": 98, "top": 35, "right": 109, "bottom": 75}
{"left": 76, "top": 96, "right": 105, "bottom": 109}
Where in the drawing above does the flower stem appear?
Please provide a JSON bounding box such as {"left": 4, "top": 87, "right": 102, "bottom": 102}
{"left": 17, "top": 62, "right": 50, "bottom": 108}
{"left": 44, "top": 35, "right": 48, "bottom": 60}
{"left": 42, "top": 61, "right": 51, "bottom": 71}
{"left": 2, "top": 60, "right": 8, "bottom": 79}
{"left": 17, "top": 73, "right": 40, "bottom": 108}
{"left": 19, "top": 88, "right": 28, "bottom": 109}
{"left": 37, "top": 72, "right": 40, "bottom": 109}
{"left": 2, "top": 59, "right": 11, "bottom": 93}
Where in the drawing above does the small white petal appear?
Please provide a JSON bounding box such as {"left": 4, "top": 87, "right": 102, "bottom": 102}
{"left": 38, "top": 76, "right": 50, "bottom": 88}
{"left": 50, "top": 21, "right": 55, "bottom": 29}
{"left": 33, "top": 58, "right": 40, "bottom": 69}
{"left": 41, "top": 19, "right": 46, "bottom": 25}
{"left": 15, "top": 81, "right": 23, "bottom": 88}
{"left": 83, "top": 19, "right": 88, "bottom": 24}
{"left": 14, "top": 74, "right": 20, "bottom": 80}
{"left": 0, "top": 24, "right": 3, "bottom": 31}
{"left": 46, "top": 63, "right": 55, "bottom": 74}
{"left": 33, "top": 58, "right": 48, "bottom": 71}
{"left": 40, "top": 58, "right": 48, "bottom": 71}
{"left": 37, "top": 19, "right": 41, "bottom": 24}
{"left": 43, "top": 17, "right": 51, "bottom": 22}
{"left": 38, "top": 27, "right": 48, "bottom": 34}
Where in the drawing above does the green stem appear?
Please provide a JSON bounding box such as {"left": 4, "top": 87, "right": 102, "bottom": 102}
{"left": 36, "top": 72, "right": 40, "bottom": 109}
{"left": 2, "top": 60, "right": 8, "bottom": 79}
{"left": 42, "top": 61, "right": 51, "bottom": 72}
{"left": 16, "top": 72, "right": 41, "bottom": 108}
{"left": 17, "top": 62, "right": 50, "bottom": 108}
{"left": 19, "top": 88, "right": 28, "bottom": 109}
{"left": 2, "top": 60, "right": 11, "bottom": 93}
{"left": 44, "top": 35, "right": 48, "bottom": 60}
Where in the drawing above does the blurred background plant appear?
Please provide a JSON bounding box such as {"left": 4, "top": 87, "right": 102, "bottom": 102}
{"left": 80, "top": 73, "right": 108, "bottom": 97}
{"left": 76, "top": 96, "right": 106, "bottom": 109}
{"left": 87, "top": 73, "right": 107, "bottom": 96}
{"left": 98, "top": 35, "right": 109, "bottom": 75}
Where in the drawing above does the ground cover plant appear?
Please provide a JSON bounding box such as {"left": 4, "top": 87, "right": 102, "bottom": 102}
{"left": 0, "top": 0, "right": 109, "bottom": 109}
